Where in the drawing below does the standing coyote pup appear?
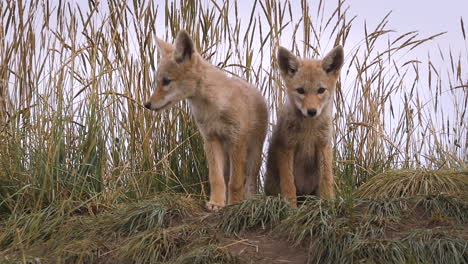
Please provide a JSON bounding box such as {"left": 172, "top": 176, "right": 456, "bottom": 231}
{"left": 265, "top": 46, "right": 344, "bottom": 207}
{"left": 144, "top": 30, "right": 268, "bottom": 211}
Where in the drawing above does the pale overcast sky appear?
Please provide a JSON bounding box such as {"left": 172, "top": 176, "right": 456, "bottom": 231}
{"left": 348, "top": 0, "right": 467, "bottom": 54}
{"left": 47, "top": 0, "right": 468, "bottom": 57}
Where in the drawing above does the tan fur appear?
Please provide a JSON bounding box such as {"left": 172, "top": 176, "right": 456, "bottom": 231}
{"left": 265, "top": 46, "right": 344, "bottom": 207}
{"left": 145, "top": 31, "right": 268, "bottom": 211}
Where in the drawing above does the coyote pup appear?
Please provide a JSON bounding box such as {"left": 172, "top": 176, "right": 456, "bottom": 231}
{"left": 265, "top": 46, "right": 344, "bottom": 207}
{"left": 144, "top": 30, "right": 268, "bottom": 211}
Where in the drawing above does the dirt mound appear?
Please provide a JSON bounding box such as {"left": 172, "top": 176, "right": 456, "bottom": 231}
{"left": 1, "top": 189, "right": 467, "bottom": 263}
{"left": 223, "top": 231, "right": 308, "bottom": 264}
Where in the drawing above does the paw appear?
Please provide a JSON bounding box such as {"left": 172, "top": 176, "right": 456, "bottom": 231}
{"left": 290, "top": 201, "right": 298, "bottom": 208}
{"left": 206, "top": 201, "right": 225, "bottom": 212}
{"left": 286, "top": 197, "right": 298, "bottom": 208}
{"left": 228, "top": 186, "right": 244, "bottom": 205}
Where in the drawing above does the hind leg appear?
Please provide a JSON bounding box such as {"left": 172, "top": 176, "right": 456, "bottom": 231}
{"left": 264, "top": 136, "right": 281, "bottom": 196}
{"left": 244, "top": 140, "right": 263, "bottom": 199}
{"left": 227, "top": 138, "right": 248, "bottom": 205}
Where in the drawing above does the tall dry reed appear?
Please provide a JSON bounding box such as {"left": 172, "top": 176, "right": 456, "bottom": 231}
{"left": 0, "top": 0, "right": 466, "bottom": 215}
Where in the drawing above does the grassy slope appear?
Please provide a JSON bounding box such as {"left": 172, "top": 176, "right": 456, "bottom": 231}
{"left": 1, "top": 170, "right": 467, "bottom": 264}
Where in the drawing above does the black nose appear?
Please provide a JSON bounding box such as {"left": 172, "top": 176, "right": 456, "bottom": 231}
{"left": 307, "top": 109, "right": 317, "bottom": 117}
{"left": 144, "top": 102, "right": 152, "bottom": 109}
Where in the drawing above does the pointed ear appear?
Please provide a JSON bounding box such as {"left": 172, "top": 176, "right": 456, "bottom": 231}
{"left": 156, "top": 37, "right": 174, "bottom": 57}
{"left": 277, "top": 46, "right": 299, "bottom": 77}
{"left": 174, "top": 30, "right": 195, "bottom": 64}
{"left": 322, "top": 45, "right": 344, "bottom": 73}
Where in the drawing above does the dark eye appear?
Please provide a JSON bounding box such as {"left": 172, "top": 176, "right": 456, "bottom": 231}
{"left": 318, "top": 87, "right": 326, "bottom": 94}
{"left": 296, "top": 88, "right": 305, "bottom": 94}
{"left": 162, "top": 78, "right": 171, "bottom": 86}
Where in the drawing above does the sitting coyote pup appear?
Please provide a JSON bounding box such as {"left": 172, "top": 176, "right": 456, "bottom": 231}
{"left": 144, "top": 30, "right": 268, "bottom": 211}
{"left": 264, "top": 46, "right": 344, "bottom": 207}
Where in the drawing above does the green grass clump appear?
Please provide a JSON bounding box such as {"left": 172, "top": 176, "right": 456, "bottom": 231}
{"left": 419, "top": 194, "right": 468, "bottom": 223}
{"left": 279, "top": 197, "right": 389, "bottom": 241}
{"left": 277, "top": 197, "right": 355, "bottom": 244}
{"left": 0, "top": 211, "right": 107, "bottom": 263}
{"left": 216, "top": 196, "right": 291, "bottom": 233}
{"left": 51, "top": 238, "right": 107, "bottom": 264}
{"left": 0, "top": 206, "right": 64, "bottom": 250}
{"left": 311, "top": 235, "right": 409, "bottom": 264}
{"left": 0, "top": 196, "right": 205, "bottom": 263}
{"left": 102, "top": 194, "right": 202, "bottom": 234}
{"left": 310, "top": 214, "right": 468, "bottom": 264}
{"left": 402, "top": 230, "right": 468, "bottom": 264}
{"left": 356, "top": 169, "right": 468, "bottom": 200}
{"left": 347, "top": 239, "right": 407, "bottom": 264}
{"left": 308, "top": 230, "right": 358, "bottom": 264}
{"left": 309, "top": 230, "right": 468, "bottom": 264}
{"left": 118, "top": 225, "right": 202, "bottom": 263}
{"left": 176, "top": 244, "right": 243, "bottom": 264}
{"left": 365, "top": 199, "right": 408, "bottom": 219}
{"left": 40, "top": 216, "right": 112, "bottom": 263}
{"left": 362, "top": 199, "right": 409, "bottom": 233}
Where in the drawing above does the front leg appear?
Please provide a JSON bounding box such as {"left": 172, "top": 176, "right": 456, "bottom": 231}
{"left": 319, "top": 144, "right": 335, "bottom": 199}
{"left": 227, "top": 139, "right": 247, "bottom": 205}
{"left": 204, "top": 139, "right": 226, "bottom": 211}
{"left": 278, "top": 149, "right": 297, "bottom": 208}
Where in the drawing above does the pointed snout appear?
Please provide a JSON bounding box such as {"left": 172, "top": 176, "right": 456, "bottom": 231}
{"left": 143, "top": 99, "right": 173, "bottom": 112}
{"left": 307, "top": 108, "right": 317, "bottom": 117}
{"left": 144, "top": 84, "right": 167, "bottom": 111}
